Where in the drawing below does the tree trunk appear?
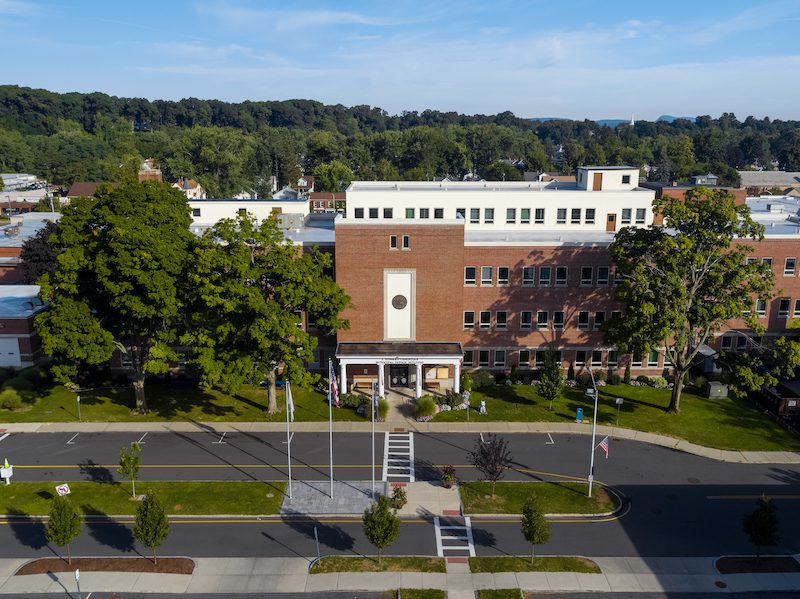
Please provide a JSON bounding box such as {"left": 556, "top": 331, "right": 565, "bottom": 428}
{"left": 266, "top": 369, "right": 277, "bottom": 414}
{"left": 67, "top": 543, "right": 71, "bottom": 565}
{"left": 132, "top": 373, "right": 148, "bottom": 414}
{"left": 131, "top": 478, "right": 136, "bottom": 498}
{"left": 153, "top": 547, "right": 157, "bottom": 565}
{"left": 667, "top": 369, "right": 685, "bottom": 414}
{"left": 378, "top": 547, "right": 382, "bottom": 566}
{"left": 531, "top": 543, "right": 535, "bottom": 565}
{"left": 492, "top": 479, "right": 496, "bottom": 498}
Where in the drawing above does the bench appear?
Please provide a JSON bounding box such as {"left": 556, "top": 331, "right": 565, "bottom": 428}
{"left": 423, "top": 381, "right": 441, "bottom": 391}
{"left": 352, "top": 376, "right": 375, "bottom": 390}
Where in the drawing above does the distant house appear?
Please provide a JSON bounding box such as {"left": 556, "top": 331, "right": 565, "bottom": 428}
{"left": 296, "top": 175, "right": 315, "bottom": 195}
{"left": 66, "top": 181, "right": 117, "bottom": 202}
{"left": 738, "top": 171, "right": 800, "bottom": 196}
{"left": 690, "top": 173, "right": 719, "bottom": 186}
{"left": 309, "top": 192, "right": 345, "bottom": 213}
{"left": 538, "top": 172, "right": 576, "bottom": 183}
{"left": 273, "top": 186, "right": 299, "bottom": 200}
{"left": 138, "top": 158, "right": 163, "bottom": 183}
{"left": 171, "top": 178, "right": 207, "bottom": 199}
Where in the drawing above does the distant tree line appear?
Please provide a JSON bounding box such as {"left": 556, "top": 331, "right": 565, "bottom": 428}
{"left": 1, "top": 85, "right": 799, "bottom": 194}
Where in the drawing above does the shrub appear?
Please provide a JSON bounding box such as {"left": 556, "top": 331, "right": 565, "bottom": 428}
{"left": 414, "top": 395, "right": 437, "bottom": 419}
{"left": 509, "top": 364, "right": 518, "bottom": 383}
{"left": 339, "top": 393, "right": 361, "bottom": 410}
{"left": 390, "top": 485, "right": 407, "bottom": 509}
{"left": 461, "top": 372, "right": 473, "bottom": 392}
{"left": 636, "top": 375, "right": 650, "bottom": 385}
{"left": 609, "top": 373, "right": 623, "bottom": 385}
{"left": 693, "top": 375, "right": 708, "bottom": 392}
{"left": 649, "top": 376, "right": 668, "bottom": 389}
{"left": 494, "top": 371, "right": 508, "bottom": 385}
{"left": 3, "top": 377, "right": 34, "bottom": 392}
{"left": 0, "top": 388, "right": 22, "bottom": 410}
{"left": 443, "top": 389, "right": 463, "bottom": 408}
{"left": 594, "top": 369, "right": 607, "bottom": 382}
{"left": 575, "top": 372, "right": 592, "bottom": 387}
{"left": 624, "top": 363, "right": 631, "bottom": 385}
{"left": 377, "top": 397, "right": 389, "bottom": 420}
{"left": 567, "top": 362, "right": 575, "bottom": 381}
{"left": 471, "top": 370, "right": 495, "bottom": 390}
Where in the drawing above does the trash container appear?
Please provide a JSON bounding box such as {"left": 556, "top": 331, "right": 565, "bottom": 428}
{"left": 576, "top": 407, "right": 584, "bottom": 422}
{"left": 707, "top": 382, "right": 728, "bottom": 399}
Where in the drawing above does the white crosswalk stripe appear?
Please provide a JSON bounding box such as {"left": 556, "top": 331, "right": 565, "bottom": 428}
{"left": 382, "top": 431, "right": 415, "bottom": 482}
{"left": 433, "top": 516, "right": 476, "bottom": 557}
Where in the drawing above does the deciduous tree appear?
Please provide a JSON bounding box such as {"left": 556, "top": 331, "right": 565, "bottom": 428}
{"left": 118, "top": 442, "right": 141, "bottom": 498}
{"left": 362, "top": 495, "right": 400, "bottom": 565}
{"left": 46, "top": 495, "right": 81, "bottom": 565}
{"left": 743, "top": 495, "right": 779, "bottom": 557}
{"left": 468, "top": 433, "right": 512, "bottom": 497}
{"left": 521, "top": 496, "right": 550, "bottom": 564}
{"left": 134, "top": 493, "right": 170, "bottom": 564}
{"left": 18, "top": 220, "right": 59, "bottom": 284}
{"left": 538, "top": 349, "right": 564, "bottom": 410}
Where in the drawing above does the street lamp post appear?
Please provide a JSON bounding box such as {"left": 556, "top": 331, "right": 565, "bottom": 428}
{"left": 586, "top": 368, "right": 600, "bottom": 498}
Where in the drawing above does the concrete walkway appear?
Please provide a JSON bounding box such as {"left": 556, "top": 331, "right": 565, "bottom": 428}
{"left": 3, "top": 420, "right": 799, "bottom": 464}
{"left": 2, "top": 556, "right": 800, "bottom": 595}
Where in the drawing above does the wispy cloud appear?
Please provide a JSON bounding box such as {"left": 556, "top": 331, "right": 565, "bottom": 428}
{"left": 684, "top": 0, "right": 800, "bottom": 44}
{"left": 196, "top": 2, "right": 398, "bottom": 31}
{"left": 0, "top": 0, "right": 36, "bottom": 15}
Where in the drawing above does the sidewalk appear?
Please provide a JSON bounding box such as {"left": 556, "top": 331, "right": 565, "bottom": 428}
{"left": 2, "top": 556, "right": 800, "bottom": 594}
{"left": 3, "top": 420, "right": 799, "bottom": 464}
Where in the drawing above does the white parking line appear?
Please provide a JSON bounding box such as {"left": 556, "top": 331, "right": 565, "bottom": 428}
{"left": 546, "top": 432, "right": 555, "bottom": 445}
{"left": 66, "top": 433, "right": 79, "bottom": 445}
{"left": 0, "top": 433, "right": 9, "bottom": 443}
{"left": 212, "top": 432, "right": 227, "bottom": 444}
{"left": 137, "top": 432, "right": 148, "bottom": 444}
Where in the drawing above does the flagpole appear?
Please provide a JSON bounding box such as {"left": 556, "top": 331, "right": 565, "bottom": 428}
{"left": 371, "top": 382, "right": 376, "bottom": 497}
{"left": 286, "top": 382, "right": 292, "bottom": 500}
{"left": 329, "top": 359, "right": 334, "bottom": 500}
{"left": 587, "top": 367, "right": 599, "bottom": 498}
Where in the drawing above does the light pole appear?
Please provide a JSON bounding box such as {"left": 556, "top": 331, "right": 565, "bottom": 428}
{"left": 585, "top": 368, "right": 600, "bottom": 498}
{"left": 371, "top": 382, "right": 376, "bottom": 497}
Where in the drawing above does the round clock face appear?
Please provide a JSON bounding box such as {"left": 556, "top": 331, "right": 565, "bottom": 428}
{"left": 391, "top": 294, "right": 408, "bottom": 310}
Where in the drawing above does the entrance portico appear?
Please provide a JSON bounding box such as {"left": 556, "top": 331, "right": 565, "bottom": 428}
{"left": 335, "top": 342, "right": 462, "bottom": 399}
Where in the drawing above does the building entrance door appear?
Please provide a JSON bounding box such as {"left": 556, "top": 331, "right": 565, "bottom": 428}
{"left": 389, "top": 365, "right": 409, "bottom": 388}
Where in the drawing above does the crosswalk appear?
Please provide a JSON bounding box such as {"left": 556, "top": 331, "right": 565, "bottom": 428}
{"left": 433, "top": 515, "right": 476, "bottom": 557}
{"left": 382, "top": 431, "right": 415, "bottom": 482}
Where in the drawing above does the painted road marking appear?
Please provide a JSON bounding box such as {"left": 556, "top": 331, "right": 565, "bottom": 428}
{"left": 136, "top": 433, "right": 148, "bottom": 445}
{"left": 66, "top": 433, "right": 79, "bottom": 445}
{"left": 0, "top": 433, "right": 9, "bottom": 443}
{"left": 434, "top": 516, "right": 475, "bottom": 557}
{"left": 546, "top": 433, "right": 555, "bottom": 445}
{"left": 212, "top": 432, "right": 227, "bottom": 444}
{"left": 382, "top": 431, "right": 415, "bottom": 482}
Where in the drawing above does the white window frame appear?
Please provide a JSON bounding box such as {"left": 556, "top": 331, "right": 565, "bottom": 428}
{"left": 536, "top": 311, "right": 548, "bottom": 330}
{"left": 497, "top": 267, "right": 510, "bottom": 287}
{"left": 756, "top": 298, "right": 767, "bottom": 317}
{"left": 479, "top": 311, "right": 491, "bottom": 330}
{"left": 607, "top": 351, "right": 619, "bottom": 367}
{"left": 478, "top": 350, "right": 490, "bottom": 366}
{"left": 506, "top": 208, "right": 516, "bottom": 224}
{"left": 580, "top": 266, "right": 593, "bottom": 286}
{"left": 520, "top": 208, "right": 530, "bottom": 224}
{"left": 553, "top": 311, "right": 565, "bottom": 330}
{"left": 463, "top": 311, "right": 475, "bottom": 329}
{"left": 785, "top": 257, "right": 797, "bottom": 276}
{"left": 520, "top": 311, "right": 532, "bottom": 330}
{"left": 405, "top": 207, "right": 415, "bottom": 219}
{"left": 597, "top": 266, "right": 610, "bottom": 286}
{"left": 496, "top": 311, "right": 508, "bottom": 330}
{"left": 621, "top": 208, "right": 631, "bottom": 225}
{"left": 571, "top": 208, "right": 581, "bottom": 224}
{"left": 518, "top": 349, "right": 531, "bottom": 368}
{"left": 522, "top": 266, "right": 535, "bottom": 286}
{"left": 635, "top": 208, "right": 646, "bottom": 224}
{"left": 402, "top": 235, "right": 410, "bottom": 250}
{"left": 575, "top": 350, "right": 586, "bottom": 367}
{"left": 464, "top": 266, "right": 477, "bottom": 286}
{"left": 389, "top": 235, "right": 398, "bottom": 250}
{"left": 555, "top": 266, "right": 568, "bottom": 287}
{"left": 470, "top": 208, "right": 480, "bottom": 224}
{"left": 556, "top": 208, "right": 566, "bottom": 224}
{"left": 795, "top": 299, "right": 800, "bottom": 318}
{"left": 539, "top": 266, "right": 551, "bottom": 286}
{"left": 592, "top": 350, "right": 603, "bottom": 367}
{"left": 779, "top": 298, "right": 791, "bottom": 318}
{"left": 463, "top": 350, "right": 474, "bottom": 366}
{"left": 594, "top": 311, "right": 606, "bottom": 330}
{"left": 481, "top": 266, "right": 493, "bottom": 286}
{"left": 484, "top": 208, "right": 494, "bottom": 224}
{"left": 578, "top": 311, "right": 590, "bottom": 330}
{"left": 585, "top": 208, "right": 596, "bottom": 224}
{"left": 494, "top": 350, "right": 506, "bottom": 367}
{"left": 534, "top": 208, "right": 545, "bottom": 224}
{"left": 647, "top": 350, "right": 659, "bottom": 367}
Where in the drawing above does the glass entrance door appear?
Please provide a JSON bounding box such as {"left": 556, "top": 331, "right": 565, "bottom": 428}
{"left": 389, "top": 365, "right": 409, "bottom": 388}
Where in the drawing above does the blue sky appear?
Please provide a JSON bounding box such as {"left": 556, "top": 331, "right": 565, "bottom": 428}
{"left": 1, "top": 0, "right": 798, "bottom": 120}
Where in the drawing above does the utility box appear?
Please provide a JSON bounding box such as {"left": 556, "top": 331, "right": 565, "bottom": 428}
{"left": 707, "top": 382, "right": 729, "bottom": 399}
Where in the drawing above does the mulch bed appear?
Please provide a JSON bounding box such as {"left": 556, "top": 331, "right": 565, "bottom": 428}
{"left": 16, "top": 557, "right": 195, "bottom": 576}
{"left": 717, "top": 556, "right": 800, "bottom": 574}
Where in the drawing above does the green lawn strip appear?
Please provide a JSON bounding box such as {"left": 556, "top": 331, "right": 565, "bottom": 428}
{"left": 435, "top": 383, "right": 800, "bottom": 451}
{"left": 310, "top": 556, "right": 446, "bottom": 574}
{"left": 0, "top": 383, "right": 363, "bottom": 423}
{"left": 477, "top": 590, "right": 522, "bottom": 599}
{"left": 460, "top": 481, "right": 616, "bottom": 515}
{"left": 470, "top": 556, "right": 600, "bottom": 574}
{"left": 0, "top": 481, "right": 286, "bottom": 516}
{"left": 397, "top": 590, "right": 446, "bottom": 599}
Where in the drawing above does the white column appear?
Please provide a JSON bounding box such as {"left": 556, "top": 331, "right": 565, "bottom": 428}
{"left": 415, "top": 362, "right": 422, "bottom": 399}
{"left": 339, "top": 362, "right": 347, "bottom": 395}
{"left": 453, "top": 360, "right": 461, "bottom": 394}
{"left": 377, "top": 363, "right": 385, "bottom": 397}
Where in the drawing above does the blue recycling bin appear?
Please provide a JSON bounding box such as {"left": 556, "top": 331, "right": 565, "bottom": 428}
{"left": 576, "top": 407, "right": 584, "bottom": 422}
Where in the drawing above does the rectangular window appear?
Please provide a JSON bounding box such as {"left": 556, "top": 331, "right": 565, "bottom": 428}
{"left": 419, "top": 208, "right": 429, "bottom": 219}
{"left": 746, "top": 257, "right": 758, "bottom": 266}
{"left": 632, "top": 353, "right": 643, "bottom": 367}
{"left": 575, "top": 350, "right": 586, "bottom": 367}
{"left": 611, "top": 310, "right": 622, "bottom": 321}
{"left": 721, "top": 336, "right": 732, "bottom": 350}
{"left": 355, "top": 208, "right": 364, "bottom": 219}
{"left": 369, "top": 208, "right": 379, "bottom": 219}
{"left": 519, "top": 349, "right": 531, "bottom": 367}
{"left": 621, "top": 208, "right": 632, "bottom": 225}
{"left": 389, "top": 235, "right": 398, "bottom": 249}
{"left": 553, "top": 311, "right": 565, "bottom": 330}
{"left": 613, "top": 269, "right": 623, "bottom": 286}
{"left": 456, "top": 208, "right": 465, "bottom": 219}
{"left": 402, "top": 235, "right": 410, "bottom": 249}
{"left": 463, "top": 311, "right": 475, "bottom": 329}
{"left": 405, "top": 207, "right": 415, "bottom": 219}
{"left": 384, "top": 207, "right": 393, "bottom": 219}
{"left": 535, "top": 208, "right": 545, "bottom": 224}
{"left": 496, "top": 311, "right": 507, "bottom": 330}
{"left": 470, "top": 208, "right": 480, "bottom": 224}
{"left": 592, "top": 350, "right": 603, "bottom": 367}
{"left": 795, "top": 299, "right": 800, "bottom": 318}
{"left": 191, "top": 208, "right": 201, "bottom": 217}
{"left": 635, "top": 208, "right": 646, "bottom": 224}
{"left": 494, "top": 350, "right": 506, "bottom": 367}
{"left": 537, "top": 311, "right": 548, "bottom": 329}
{"left": 785, "top": 257, "right": 796, "bottom": 276}
{"left": 594, "top": 311, "right": 606, "bottom": 329}
{"left": 497, "top": 267, "right": 509, "bottom": 286}
{"left": 522, "top": 266, "right": 535, "bottom": 286}
{"left": 581, "top": 266, "right": 593, "bottom": 286}
{"left": 478, "top": 350, "right": 490, "bottom": 366}
{"left": 756, "top": 298, "right": 767, "bottom": 316}
{"left": 571, "top": 208, "right": 581, "bottom": 224}
{"left": 578, "top": 311, "right": 590, "bottom": 330}
{"left": 763, "top": 257, "right": 773, "bottom": 268}
{"left": 608, "top": 351, "right": 619, "bottom": 367}
{"left": 736, "top": 336, "right": 748, "bottom": 350}
{"left": 481, "top": 266, "right": 493, "bottom": 286}
{"left": 484, "top": 208, "right": 494, "bottom": 224}
{"left": 555, "top": 266, "right": 568, "bottom": 286}
{"left": 539, "top": 266, "right": 551, "bottom": 286}
{"left": 647, "top": 351, "right": 659, "bottom": 367}
{"left": 520, "top": 311, "right": 532, "bottom": 330}
{"left": 556, "top": 208, "right": 567, "bottom": 224}
{"left": 622, "top": 174, "right": 631, "bottom": 184}
{"left": 480, "top": 311, "right": 491, "bottom": 330}
{"left": 464, "top": 267, "right": 477, "bottom": 286}
{"left": 597, "top": 266, "right": 610, "bottom": 286}
{"left": 779, "top": 298, "right": 791, "bottom": 317}
{"left": 434, "top": 208, "right": 444, "bottom": 219}
{"left": 520, "top": 208, "right": 530, "bottom": 224}
{"left": 535, "top": 350, "right": 546, "bottom": 367}
{"left": 463, "top": 350, "right": 474, "bottom": 366}
{"left": 506, "top": 208, "right": 516, "bottom": 224}
{"left": 585, "top": 208, "right": 595, "bottom": 224}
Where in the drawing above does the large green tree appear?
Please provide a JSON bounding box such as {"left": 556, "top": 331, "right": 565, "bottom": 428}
{"left": 604, "top": 187, "right": 774, "bottom": 413}
{"left": 46, "top": 495, "right": 81, "bottom": 565}
{"left": 37, "top": 182, "right": 195, "bottom": 412}
{"left": 313, "top": 159, "right": 354, "bottom": 192}
{"left": 18, "top": 220, "right": 60, "bottom": 284}
{"left": 182, "top": 214, "right": 349, "bottom": 413}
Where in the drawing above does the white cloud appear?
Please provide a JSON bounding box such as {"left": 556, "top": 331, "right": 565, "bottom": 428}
{"left": 0, "top": 0, "right": 35, "bottom": 15}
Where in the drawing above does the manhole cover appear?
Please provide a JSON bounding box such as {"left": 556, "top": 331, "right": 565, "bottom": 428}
{"left": 715, "top": 580, "right": 728, "bottom": 588}
{"left": 688, "top": 477, "right": 700, "bottom": 484}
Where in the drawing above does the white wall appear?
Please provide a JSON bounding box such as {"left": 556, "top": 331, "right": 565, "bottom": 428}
{"left": 188, "top": 199, "right": 310, "bottom": 227}
{"left": 384, "top": 270, "right": 414, "bottom": 340}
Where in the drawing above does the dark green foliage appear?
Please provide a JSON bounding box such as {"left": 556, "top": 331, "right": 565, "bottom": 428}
{"left": 18, "top": 366, "right": 48, "bottom": 389}
{"left": 461, "top": 372, "right": 473, "bottom": 392}
{"left": 134, "top": 493, "right": 170, "bottom": 564}
{"left": 538, "top": 350, "right": 564, "bottom": 410}
{"left": 118, "top": 442, "right": 141, "bottom": 497}
{"left": 567, "top": 362, "right": 575, "bottom": 381}
{"left": 636, "top": 375, "right": 650, "bottom": 385}
{"left": 2, "top": 377, "right": 34, "bottom": 392}
{"left": 470, "top": 370, "right": 496, "bottom": 390}
{"left": 414, "top": 396, "right": 437, "bottom": 418}
{"left": 362, "top": 495, "right": 400, "bottom": 564}
{"left": 609, "top": 373, "right": 623, "bottom": 385}
{"left": 46, "top": 495, "right": 81, "bottom": 565}
{"left": 743, "top": 495, "right": 780, "bottom": 557}
{"left": 0, "top": 389, "right": 22, "bottom": 410}
{"left": 377, "top": 398, "right": 389, "bottom": 420}
{"left": 19, "top": 221, "right": 60, "bottom": 284}
{"left": 468, "top": 434, "right": 512, "bottom": 496}
{"left": 623, "top": 363, "right": 631, "bottom": 385}
{"left": 521, "top": 496, "right": 551, "bottom": 563}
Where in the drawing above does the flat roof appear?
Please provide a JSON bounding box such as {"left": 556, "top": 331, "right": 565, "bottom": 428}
{"left": 189, "top": 197, "right": 308, "bottom": 203}
{"left": 747, "top": 196, "right": 800, "bottom": 237}
{"left": 347, "top": 180, "right": 651, "bottom": 193}
{"left": 465, "top": 229, "right": 613, "bottom": 246}
{"left": 0, "top": 285, "right": 47, "bottom": 318}
{"left": 0, "top": 212, "right": 60, "bottom": 248}
{"left": 577, "top": 166, "right": 636, "bottom": 170}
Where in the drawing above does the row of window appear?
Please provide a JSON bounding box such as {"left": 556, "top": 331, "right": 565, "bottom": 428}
{"left": 388, "top": 235, "right": 411, "bottom": 250}
{"left": 463, "top": 310, "right": 620, "bottom": 331}
{"left": 743, "top": 297, "right": 800, "bottom": 318}
{"left": 351, "top": 206, "right": 647, "bottom": 225}
{"left": 746, "top": 256, "right": 800, "bottom": 277}
{"left": 462, "top": 348, "right": 660, "bottom": 368}
{"left": 465, "top": 265, "right": 617, "bottom": 287}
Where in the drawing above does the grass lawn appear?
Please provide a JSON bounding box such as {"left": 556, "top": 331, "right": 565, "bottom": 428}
{"left": 460, "top": 481, "right": 616, "bottom": 515}
{"left": 0, "top": 382, "right": 364, "bottom": 423}
{"left": 310, "top": 556, "right": 446, "bottom": 574}
{"left": 398, "top": 590, "right": 445, "bottom": 599}
{"left": 435, "top": 383, "right": 800, "bottom": 451}
{"left": 470, "top": 556, "right": 600, "bottom": 574}
{"left": 0, "top": 481, "right": 286, "bottom": 516}
{"left": 477, "top": 590, "right": 522, "bottom": 599}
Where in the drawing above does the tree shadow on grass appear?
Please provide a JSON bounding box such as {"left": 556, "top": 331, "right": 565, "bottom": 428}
{"left": 5, "top": 507, "right": 48, "bottom": 550}
{"left": 82, "top": 508, "right": 138, "bottom": 554}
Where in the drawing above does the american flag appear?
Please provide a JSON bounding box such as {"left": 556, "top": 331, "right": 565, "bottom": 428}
{"left": 599, "top": 436, "right": 609, "bottom": 459}
{"left": 329, "top": 360, "right": 340, "bottom": 407}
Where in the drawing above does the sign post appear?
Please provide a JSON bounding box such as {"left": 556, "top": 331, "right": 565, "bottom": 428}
{"left": 585, "top": 369, "right": 600, "bottom": 498}
{"left": 75, "top": 568, "right": 81, "bottom": 599}
{"left": 615, "top": 397, "right": 624, "bottom": 426}
{"left": 0, "top": 459, "right": 11, "bottom": 485}
{"left": 76, "top": 395, "right": 81, "bottom": 422}
{"left": 371, "top": 382, "right": 376, "bottom": 497}
{"left": 56, "top": 483, "right": 71, "bottom": 496}
{"left": 463, "top": 390, "right": 470, "bottom": 422}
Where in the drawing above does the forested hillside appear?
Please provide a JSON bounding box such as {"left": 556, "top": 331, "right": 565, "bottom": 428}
{"left": 1, "top": 85, "right": 799, "bottom": 196}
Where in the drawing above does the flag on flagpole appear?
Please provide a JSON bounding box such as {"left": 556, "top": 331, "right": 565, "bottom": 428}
{"left": 329, "top": 360, "right": 340, "bottom": 407}
{"left": 285, "top": 381, "right": 295, "bottom": 423}
{"left": 599, "top": 436, "right": 609, "bottom": 459}
{"left": 373, "top": 385, "right": 379, "bottom": 419}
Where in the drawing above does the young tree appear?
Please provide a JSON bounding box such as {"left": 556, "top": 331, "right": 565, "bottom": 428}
{"left": 46, "top": 495, "right": 81, "bottom": 565}
{"left": 468, "top": 433, "right": 512, "bottom": 497}
{"left": 538, "top": 349, "right": 564, "bottom": 410}
{"left": 521, "top": 496, "right": 551, "bottom": 564}
{"left": 19, "top": 220, "right": 60, "bottom": 284}
{"left": 182, "top": 214, "right": 349, "bottom": 413}
{"left": 118, "top": 442, "right": 141, "bottom": 498}
{"left": 362, "top": 495, "right": 400, "bottom": 565}
{"left": 604, "top": 188, "right": 773, "bottom": 412}
{"left": 37, "top": 182, "right": 195, "bottom": 413}
{"left": 743, "top": 495, "right": 779, "bottom": 557}
{"left": 134, "top": 493, "right": 170, "bottom": 564}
